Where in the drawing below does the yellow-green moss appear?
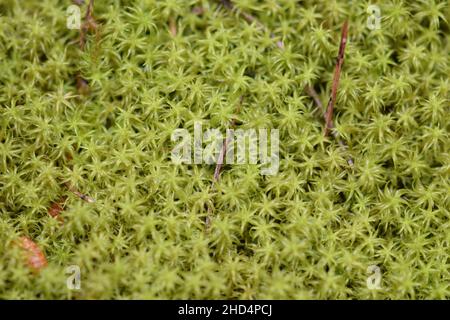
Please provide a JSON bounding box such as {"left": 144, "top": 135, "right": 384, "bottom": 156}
{"left": 0, "top": 0, "right": 449, "bottom": 299}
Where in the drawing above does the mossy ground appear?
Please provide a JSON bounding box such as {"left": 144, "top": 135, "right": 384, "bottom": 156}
{"left": 0, "top": 0, "right": 449, "bottom": 299}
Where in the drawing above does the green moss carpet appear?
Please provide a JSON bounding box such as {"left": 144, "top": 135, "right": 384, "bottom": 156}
{"left": 0, "top": 0, "right": 449, "bottom": 299}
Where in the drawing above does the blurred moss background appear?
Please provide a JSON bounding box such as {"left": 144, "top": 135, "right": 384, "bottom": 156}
{"left": 0, "top": 0, "right": 449, "bottom": 299}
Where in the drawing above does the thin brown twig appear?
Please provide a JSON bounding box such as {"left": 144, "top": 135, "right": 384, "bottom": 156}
{"left": 64, "top": 182, "right": 96, "bottom": 203}
{"left": 305, "top": 85, "right": 354, "bottom": 167}
{"left": 213, "top": 96, "right": 244, "bottom": 182}
{"left": 169, "top": 17, "right": 177, "bottom": 37}
{"left": 75, "top": 0, "right": 101, "bottom": 96}
{"left": 205, "top": 96, "right": 244, "bottom": 230}
{"left": 305, "top": 85, "right": 325, "bottom": 115}
{"left": 79, "top": 0, "right": 98, "bottom": 50}
{"left": 324, "top": 20, "right": 348, "bottom": 136}
{"left": 219, "top": 0, "right": 284, "bottom": 49}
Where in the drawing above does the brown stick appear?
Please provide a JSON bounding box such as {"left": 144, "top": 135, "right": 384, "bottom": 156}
{"left": 219, "top": 0, "right": 283, "bottom": 49}
{"left": 305, "top": 85, "right": 325, "bottom": 115}
{"left": 169, "top": 17, "right": 177, "bottom": 37}
{"left": 324, "top": 20, "right": 348, "bottom": 136}
{"left": 75, "top": 0, "right": 98, "bottom": 97}
{"left": 79, "top": 0, "right": 97, "bottom": 50}
{"left": 64, "top": 182, "right": 96, "bottom": 203}
{"left": 206, "top": 96, "right": 244, "bottom": 230}
{"left": 213, "top": 96, "right": 244, "bottom": 182}
{"left": 192, "top": 7, "right": 205, "bottom": 15}
{"left": 305, "top": 86, "right": 354, "bottom": 167}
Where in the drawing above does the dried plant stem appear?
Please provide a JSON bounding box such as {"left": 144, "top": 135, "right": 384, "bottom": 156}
{"left": 79, "top": 0, "right": 97, "bottom": 50}
{"left": 64, "top": 182, "right": 96, "bottom": 203}
{"left": 219, "top": 0, "right": 283, "bottom": 49}
{"left": 213, "top": 96, "right": 244, "bottom": 182}
{"left": 305, "top": 85, "right": 324, "bottom": 115}
{"left": 324, "top": 20, "right": 348, "bottom": 136}
{"left": 206, "top": 96, "right": 244, "bottom": 230}
{"left": 169, "top": 17, "right": 177, "bottom": 37}
{"left": 74, "top": 0, "right": 99, "bottom": 96}
{"left": 305, "top": 85, "right": 354, "bottom": 167}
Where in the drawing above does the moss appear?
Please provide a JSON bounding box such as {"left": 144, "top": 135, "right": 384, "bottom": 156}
{"left": 0, "top": 0, "right": 449, "bottom": 299}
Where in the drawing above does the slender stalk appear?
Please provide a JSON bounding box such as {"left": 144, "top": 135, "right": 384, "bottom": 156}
{"left": 169, "top": 17, "right": 177, "bottom": 37}
{"left": 305, "top": 85, "right": 354, "bottom": 167}
{"left": 219, "top": 0, "right": 283, "bottom": 49}
{"left": 206, "top": 96, "right": 244, "bottom": 230}
{"left": 324, "top": 20, "right": 348, "bottom": 136}
{"left": 213, "top": 96, "right": 244, "bottom": 182}
{"left": 79, "top": 0, "right": 97, "bottom": 50}
{"left": 65, "top": 182, "right": 96, "bottom": 203}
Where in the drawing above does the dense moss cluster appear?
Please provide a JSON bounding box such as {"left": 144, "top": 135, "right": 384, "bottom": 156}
{"left": 0, "top": 0, "right": 448, "bottom": 299}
